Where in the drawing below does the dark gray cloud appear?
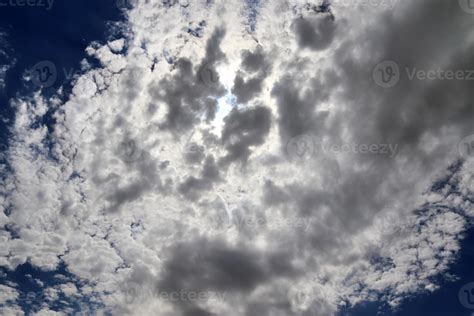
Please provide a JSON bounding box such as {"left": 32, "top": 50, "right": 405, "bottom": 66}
{"left": 232, "top": 48, "right": 271, "bottom": 104}
{"left": 232, "top": 76, "right": 265, "bottom": 104}
{"left": 332, "top": 0, "right": 474, "bottom": 148}
{"left": 159, "top": 239, "right": 268, "bottom": 292}
{"left": 241, "top": 48, "right": 268, "bottom": 73}
{"left": 87, "top": 118, "right": 165, "bottom": 213}
{"left": 271, "top": 75, "right": 331, "bottom": 143}
{"left": 293, "top": 0, "right": 473, "bottom": 225}
{"left": 178, "top": 155, "right": 221, "bottom": 201}
{"left": 272, "top": 0, "right": 474, "bottom": 197}
{"left": 183, "top": 143, "right": 206, "bottom": 164}
{"left": 292, "top": 14, "right": 336, "bottom": 51}
{"left": 158, "top": 238, "right": 298, "bottom": 315}
{"left": 149, "top": 28, "right": 228, "bottom": 134}
{"left": 262, "top": 180, "right": 290, "bottom": 207}
{"left": 259, "top": 1, "right": 474, "bottom": 296}
{"left": 219, "top": 105, "right": 272, "bottom": 165}
{"left": 103, "top": 150, "right": 163, "bottom": 212}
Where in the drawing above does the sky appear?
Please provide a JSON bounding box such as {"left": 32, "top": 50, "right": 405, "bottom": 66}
{"left": 0, "top": 0, "right": 473, "bottom": 315}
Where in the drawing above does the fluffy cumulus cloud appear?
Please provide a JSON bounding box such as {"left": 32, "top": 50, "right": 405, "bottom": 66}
{"left": 1, "top": 0, "right": 473, "bottom": 315}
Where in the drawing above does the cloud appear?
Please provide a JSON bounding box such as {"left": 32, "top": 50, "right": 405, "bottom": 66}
{"left": 0, "top": 0, "right": 473, "bottom": 315}
{"left": 153, "top": 27, "right": 227, "bottom": 133}
{"left": 220, "top": 105, "right": 272, "bottom": 165}
{"left": 231, "top": 48, "right": 271, "bottom": 104}
{"left": 292, "top": 14, "right": 337, "bottom": 51}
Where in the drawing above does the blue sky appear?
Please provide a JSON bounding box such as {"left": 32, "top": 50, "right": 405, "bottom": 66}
{"left": 0, "top": 0, "right": 124, "bottom": 145}
{"left": 338, "top": 227, "right": 474, "bottom": 316}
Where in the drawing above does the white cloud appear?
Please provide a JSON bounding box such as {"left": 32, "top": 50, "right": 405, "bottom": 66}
{"left": 1, "top": 1, "right": 473, "bottom": 315}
